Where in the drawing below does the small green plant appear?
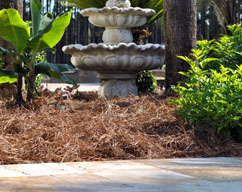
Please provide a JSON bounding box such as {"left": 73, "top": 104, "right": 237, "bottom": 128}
{"left": 34, "top": 74, "right": 43, "bottom": 93}
{"left": 23, "top": 50, "right": 47, "bottom": 94}
{"left": 171, "top": 25, "right": 242, "bottom": 139}
{"left": 136, "top": 70, "right": 157, "bottom": 93}
{"left": 0, "top": 0, "right": 75, "bottom": 102}
{"left": 33, "top": 51, "right": 46, "bottom": 93}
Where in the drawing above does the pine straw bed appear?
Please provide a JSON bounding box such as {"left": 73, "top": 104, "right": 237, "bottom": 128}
{"left": 0, "top": 91, "right": 242, "bottom": 165}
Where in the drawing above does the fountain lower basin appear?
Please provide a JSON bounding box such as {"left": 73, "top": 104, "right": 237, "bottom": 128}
{"left": 63, "top": 43, "right": 165, "bottom": 98}
{"left": 63, "top": 43, "right": 165, "bottom": 73}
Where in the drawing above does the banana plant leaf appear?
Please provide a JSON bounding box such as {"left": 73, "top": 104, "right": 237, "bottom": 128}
{"left": 29, "top": 12, "right": 54, "bottom": 43}
{"left": 39, "top": 10, "right": 72, "bottom": 49}
{"left": 30, "top": 0, "right": 42, "bottom": 36}
{"left": 35, "top": 62, "right": 77, "bottom": 85}
{"left": 0, "top": 0, "right": 72, "bottom": 53}
{"left": 0, "top": 68, "right": 18, "bottom": 84}
{"left": 28, "top": 10, "right": 72, "bottom": 50}
{"left": 0, "top": 9, "right": 30, "bottom": 53}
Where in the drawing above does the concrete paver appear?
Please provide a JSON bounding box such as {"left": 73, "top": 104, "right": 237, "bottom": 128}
{"left": 41, "top": 83, "right": 99, "bottom": 92}
{"left": 0, "top": 158, "right": 242, "bottom": 192}
{"left": 0, "top": 163, "right": 86, "bottom": 177}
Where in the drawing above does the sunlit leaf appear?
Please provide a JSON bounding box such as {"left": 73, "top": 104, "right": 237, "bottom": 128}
{"left": 0, "top": 9, "right": 30, "bottom": 53}
{"left": 0, "top": 68, "right": 18, "bottom": 84}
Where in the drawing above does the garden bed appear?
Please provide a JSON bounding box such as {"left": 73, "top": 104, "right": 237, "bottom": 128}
{"left": 0, "top": 91, "right": 242, "bottom": 165}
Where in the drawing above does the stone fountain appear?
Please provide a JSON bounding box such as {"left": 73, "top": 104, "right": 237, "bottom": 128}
{"left": 63, "top": 0, "right": 165, "bottom": 98}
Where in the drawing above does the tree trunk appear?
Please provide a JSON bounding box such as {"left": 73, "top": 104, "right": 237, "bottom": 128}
{"left": 0, "top": 0, "right": 23, "bottom": 100}
{"left": 27, "top": 71, "right": 36, "bottom": 101}
{"left": 164, "top": 0, "right": 197, "bottom": 96}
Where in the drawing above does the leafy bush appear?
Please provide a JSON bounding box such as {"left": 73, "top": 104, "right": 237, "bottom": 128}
{"left": 136, "top": 70, "right": 157, "bottom": 93}
{"left": 171, "top": 25, "right": 242, "bottom": 139}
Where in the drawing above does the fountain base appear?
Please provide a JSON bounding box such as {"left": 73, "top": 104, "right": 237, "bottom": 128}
{"left": 98, "top": 73, "right": 138, "bottom": 98}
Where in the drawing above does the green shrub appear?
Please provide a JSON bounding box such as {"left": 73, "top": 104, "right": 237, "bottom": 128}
{"left": 171, "top": 25, "right": 242, "bottom": 139}
{"left": 136, "top": 70, "right": 157, "bottom": 93}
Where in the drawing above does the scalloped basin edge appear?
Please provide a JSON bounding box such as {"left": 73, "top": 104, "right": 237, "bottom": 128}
{"left": 63, "top": 43, "right": 165, "bottom": 73}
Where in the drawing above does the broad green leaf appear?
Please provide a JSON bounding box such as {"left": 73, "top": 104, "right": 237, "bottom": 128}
{"left": 0, "top": 68, "right": 18, "bottom": 83}
{"left": 30, "top": 0, "right": 42, "bottom": 36}
{"left": 0, "top": 9, "right": 30, "bottom": 53}
{"left": 35, "top": 62, "right": 75, "bottom": 73}
{"left": 29, "top": 12, "right": 54, "bottom": 43}
{"left": 35, "top": 62, "right": 77, "bottom": 85}
{"left": 38, "top": 10, "right": 72, "bottom": 49}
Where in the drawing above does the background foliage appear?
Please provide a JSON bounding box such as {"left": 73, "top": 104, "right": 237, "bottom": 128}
{"left": 171, "top": 25, "right": 242, "bottom": 140}
{"left": 136, "top": 70, "right": 157, "bottom": 93}
{"left": 21, "top": 0, "right": 242, "bottom": 66}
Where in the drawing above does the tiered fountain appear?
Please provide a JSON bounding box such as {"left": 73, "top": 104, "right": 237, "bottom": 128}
{"left": 63, "top": 0, "right": 165, "bottom": 98}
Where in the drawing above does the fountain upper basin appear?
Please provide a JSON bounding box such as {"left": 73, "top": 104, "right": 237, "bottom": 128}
{"left": 63, "top": 43, "right": 165, "bottom": 74}
{"left": 81, "top": 7, "right": 155, "bottom": 28}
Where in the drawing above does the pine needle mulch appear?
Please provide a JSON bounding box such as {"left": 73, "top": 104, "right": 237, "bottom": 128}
{"left": 0, "top": 92, "right": 242, "bottom": 165}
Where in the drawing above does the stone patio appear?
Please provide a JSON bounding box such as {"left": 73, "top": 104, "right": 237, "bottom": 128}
{"left": 41, "top": 83, "right": 100, "bottom": 92}
{"left": 0, "top": 158, "right": 242, "bottom": 192}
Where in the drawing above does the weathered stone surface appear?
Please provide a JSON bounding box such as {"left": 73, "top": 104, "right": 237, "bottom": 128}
{"left": 103, "top": 28, "right": 134, "bottom": 45}
{"left": 0, "top": 163, "right": 86, "bottom": 177}
{"left": 0, "top": 167, "right": 25, "bottom": 177}
{"left": 63, "top": 43, "right": 165, "bottom": 73}
{"left": 1, "top": 158, "right": 242, "bottom": 192}
{"left": 87, "top": 12, "right": 148, "bottom": 29}
{"left": 98, "top": 78, "right": 138, "bottom": 98}
{"left": 106, "top": 0, "right": 131, "bottom": 8}
{"left": 81, "top": 7, "right": 155, "bottom": 18}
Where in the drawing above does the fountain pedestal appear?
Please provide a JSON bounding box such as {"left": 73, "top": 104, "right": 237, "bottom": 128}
{"left": 98, "top": 73, "right": 137, "bottom": 98}
{"left": 63, "top": 0, "right": 165, "bottom": 98}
